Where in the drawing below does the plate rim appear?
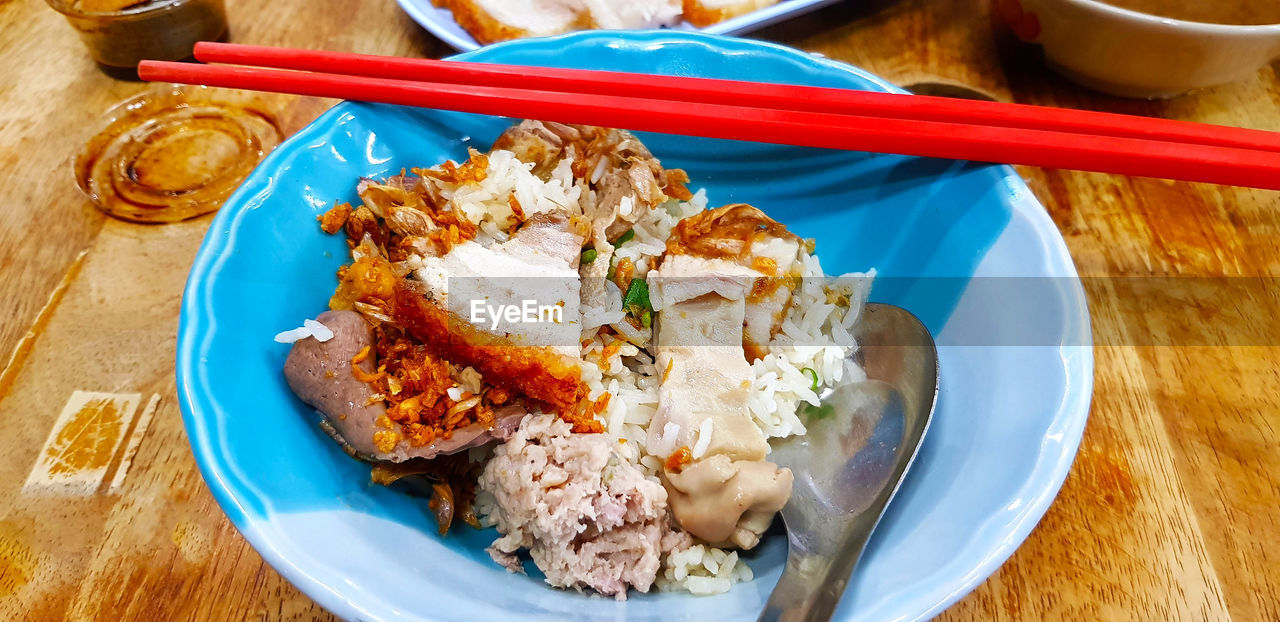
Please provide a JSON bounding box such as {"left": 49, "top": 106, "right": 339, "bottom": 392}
{"left": 175, "top": 30, "right": 1093, "bottom": 622}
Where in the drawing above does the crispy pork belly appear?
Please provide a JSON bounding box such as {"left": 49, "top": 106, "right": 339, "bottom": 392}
{"left": 437, "top": 0, "right": 680, "bottom": 45}
{"left": 661, "top": 203, "right": 803, "bottom": 360}
{"left": 682, "top": 0, "right": 779, "bottom": 27}
{"left": 411, "top": 212, "right": 586, "bottom": 355}
{"left": 394, "top": 284, "right": 584, "bottom": 414}
{"left": 648, "top": 238, "right": 793, "bottom": 549}
{"left": 397, "top": 212, "right": 588, "bottom": 414}
{"left": 582, "top": 0, "right": 682, "bottom": 28}
{"left": 433, "top": 0, "right": 586, "bottom": 44}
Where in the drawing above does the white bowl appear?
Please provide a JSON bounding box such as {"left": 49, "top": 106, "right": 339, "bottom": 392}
{"left": 998, "top": 0, "right": 1280, "bottom": 97}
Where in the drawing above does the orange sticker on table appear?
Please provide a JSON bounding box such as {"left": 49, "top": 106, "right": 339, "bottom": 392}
{"left": 23, "top": 391, "right": 155, "bottom": 495}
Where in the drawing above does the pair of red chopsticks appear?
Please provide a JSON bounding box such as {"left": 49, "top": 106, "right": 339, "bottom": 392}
{"left": 139, "top": 42, "right": 1280, "bottom": 190}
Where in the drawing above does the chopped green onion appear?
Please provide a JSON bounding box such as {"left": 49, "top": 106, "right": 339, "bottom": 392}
{"left": 580, "top": 248, "right": 597, "bottom": 264}
{"left": 607, "top": 263, "right": 616, "bottom": 281}
{"left": 801, "top": 367, "right": 819, "bottom": 391}
{"left": 622, "top": 278, "right": 651, "bottom": 315}
{"left": 802, "top": 402, "right": 835, "bottom": 420}
{"left": 641, "top": 309, "right": 652, "bottom": 329}
{"left": 612, "top": 229, "right": 635, "bottom": 247}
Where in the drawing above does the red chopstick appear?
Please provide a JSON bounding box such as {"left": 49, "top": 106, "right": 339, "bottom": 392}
{"left": 137, "top": 57, "right": 1280, "bottom": 190}
{"left": 194, "top": 42, "right": 1280, "bottom": 155}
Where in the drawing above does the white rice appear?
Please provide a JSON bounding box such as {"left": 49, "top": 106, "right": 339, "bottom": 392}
{"left": 691, "top": 419, "right": 714, "bottom": 460}
{"left": 657, "top": 544, "right": 754, "bottom": 595}
{"left": 273, "top": 317, "right": 334, "bottom": 344}
{"left": 572, "top": 191, "right": 873, "bottom": 595}
{"left": 428, "top": 149, "right": 583, "bottom": 245}
{"left": 431, "top": 148, "right": 873, "bottom": 596}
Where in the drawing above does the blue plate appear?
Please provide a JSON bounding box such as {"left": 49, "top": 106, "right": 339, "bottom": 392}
{"left": 396, "top": 0, "right": 850, "bottom": 52}
{"left": 177, "top": 31, "right": 1092, "bottom": 622}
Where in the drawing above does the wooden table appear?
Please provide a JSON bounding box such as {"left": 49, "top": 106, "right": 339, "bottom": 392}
{"left": 2, "top": 0, "right": 1277, "bottom": 619}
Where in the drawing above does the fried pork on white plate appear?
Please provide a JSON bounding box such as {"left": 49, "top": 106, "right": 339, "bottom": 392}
{"left": 433, "top": 0, "right": 583, "bottom": 44}
{"left": 434, "top": 0, "right": 682, "bottom": 45}
{"left": 582, "top": 0, "right": 683, "bottom": 29}
{"left": 682, "top": 0, "right": 780, "bottom": 27}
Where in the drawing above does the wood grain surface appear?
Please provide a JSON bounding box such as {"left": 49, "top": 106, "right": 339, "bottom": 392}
{"left": 1, "top": 0, "right": 1277, "bottom": 620}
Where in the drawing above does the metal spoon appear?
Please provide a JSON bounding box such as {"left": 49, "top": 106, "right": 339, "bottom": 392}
{"left": 759, "top": 303, "right": 939, "bottom": 622}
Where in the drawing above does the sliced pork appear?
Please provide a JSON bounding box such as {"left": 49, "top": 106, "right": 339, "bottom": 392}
{"left": 436, "top": 0, "right": 683, "bottom": 45}
{"left": 434, "top": 0, "right": 584, "bottom": 44}
{"left": 481, "top": 414, "right": 688, "bottom": 599}
{"left": 663, "top": 203, "right": 804, "bottom": 360}
{"left": 284, "top": 310, "right": 529, "bottom": 462}
{"left": 397, "top": 212, "right": 589, "bottom": 416}
{"left": 647, "top": 204, "right": 804, "bottom": 549}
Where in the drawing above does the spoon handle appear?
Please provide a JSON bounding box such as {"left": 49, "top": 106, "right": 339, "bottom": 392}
{"left": 757, "top": 541, "right": 867, "bottom": 622}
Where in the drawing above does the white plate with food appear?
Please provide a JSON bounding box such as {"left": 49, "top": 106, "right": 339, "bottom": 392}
{"left": 396, "top": 0, "right": 850, "bottom": 50}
